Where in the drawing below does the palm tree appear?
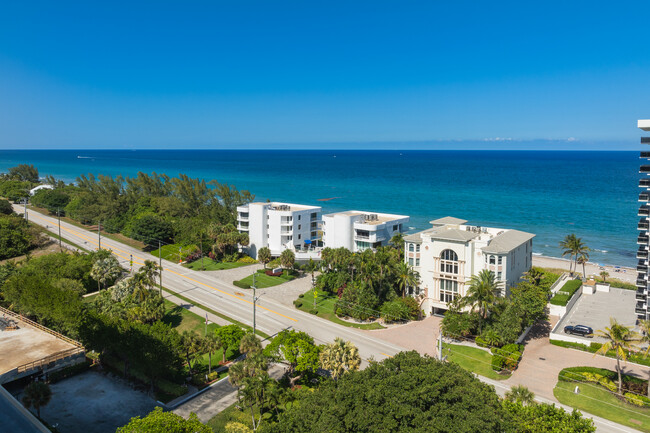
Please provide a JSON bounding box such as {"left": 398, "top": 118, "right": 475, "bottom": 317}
{"left": 595, "top": 318, "right": 641, "bottom": 394}
{"left": 22, "top": 381, "right": 52, "bottom": 418}
{"left": 239, "top": 332, "right": 262, "bottom": 355}
{"left": 559, "top": 234, "right": 578, "bottom": 275}
{"left": 577, "top": 254, "right": 588, "bottom": 280}
{"left": 205, "top": 333, "right": 222, "bottom": 376}
{"left": 639, "top": 319, "right": 650, "bottom": 397}
{"left": 90, "top": 256, "right": 122, "bottom": 291}
{"left": 600, "top": 270, "right": 609, "bottom": 282}
{"left": 181, "top": 331, "right": 204, "bottom": 374}
{"left": 319, "top": 338, "right": 361, "bottom": 380}
{"left": 395, "top": 262, "right": 419, "bottom": 297}
{"left": 505, "top": 385, "right": 535, "bottom": 406}
{"left": 138, "top": 260, "right": 160, "bottom": 290}
{"left": 523, "top": 267, "right": 544, "bottom": 286}
{"left": 257, "top": 247, "right": 271, "bottom": 269}
{"left": 573, "top": 239, "right": 590, "bottom": 277}
{"left": 461, "top": 269, "right": 501, "bottom": 334}
{"left": 389, "top": 232, "right": 405, "bottom": 253}
{"left": 279, "top": 249, "right": 295, "bottom": 270}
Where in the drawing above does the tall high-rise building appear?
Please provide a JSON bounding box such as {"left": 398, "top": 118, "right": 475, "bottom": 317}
{"left": 637, "top": 119, "right": 650, "bottom": 321}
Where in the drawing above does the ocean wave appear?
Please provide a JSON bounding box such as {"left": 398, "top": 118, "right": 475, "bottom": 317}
{"left": 593, "top": 249, "right": 608, "bottom": 253}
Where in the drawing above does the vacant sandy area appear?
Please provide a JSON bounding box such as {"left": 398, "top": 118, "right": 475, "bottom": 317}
{"left": 533, "top": 255, "right": 636, "bottom": 284}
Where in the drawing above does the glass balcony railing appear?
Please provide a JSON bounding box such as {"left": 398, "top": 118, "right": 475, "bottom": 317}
{"left": 639, "top": 235, "right": 650, "bottom": 244}
{"left": 641, "top": 165, "right": 650, "bottom": 173}
{"left": 640, "top": 206, "right": 650, "bottom": 216}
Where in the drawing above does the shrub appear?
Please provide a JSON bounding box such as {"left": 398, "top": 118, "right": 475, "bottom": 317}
{"left": 475, "top": 336, "right": 489, "bottom": 348}
{"left": 550, "top": 340, "right": 589, "bottom": 351}
{"left": 298, "top": 294, "right": 304, "bottom": 298}
{"left": 293, "top": 300, "right": 303, "bottom": 308}
{"left": 309, "top": 308, "right": 318, "bottom": 315}
{"left": 598, "top": 376, "right": 617, "bottom": 393}
{"left": 491, "top": 354, "right": 506, "bottom": 372}
{"left": 625, "top": 392, "right": 650, "bottom": 407}
{"left": 48, "top": 360, "right": 92, "bottom": 383}
{"left": 380, "top": 299, "right": 411, "bottom": 323}
{"left": 336, "top": 308, "right": 344, "bottom": 316}
{"left": 233, "top": 280, "right": 249, "bottom": 289}
{"left": 237, "top": 256, "right": 257, "bottom": 264}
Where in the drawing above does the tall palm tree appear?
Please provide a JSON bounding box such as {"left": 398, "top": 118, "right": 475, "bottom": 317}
{"left": 279, "top": 249, "right": 295, "bottom": 270}
{"left": 559, "top": 234, "right": 578, "bottom": 275}
{"left": 90, "top": 256, "right": 122, "bottom": 291}
{"left": 395, "top": 262, "right": 419, "bottom": 297}
{"left": 461, "top": 269, "right": 501, "bottom": 333}
{"left": 22, "top": 381, "right": 52, "bottom": 418}
{"left": 319, "top": 338, "right": 361, "bottom": 380}
{"left": 639, "top": 319, "right": 650, "bottom": 397}
{"left": 205, "top": 333, "right": 222, "bottom": 376}
{"left": 595, "top": 318, "right": 641, "bottom": 394}
{"left": 577, "top": 254, "right": 588, "bottom": 280}
{"left": 600, "top": 270, "right": 609, "bottom": 282}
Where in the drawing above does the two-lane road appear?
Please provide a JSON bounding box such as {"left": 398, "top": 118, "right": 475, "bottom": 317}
{"left": 22, "top": 206, "right": 406, "bottom": 361}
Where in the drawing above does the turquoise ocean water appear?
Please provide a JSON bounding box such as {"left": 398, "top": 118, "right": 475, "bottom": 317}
{"left": 0, "top": 150, "right": 640, "bottom": 267}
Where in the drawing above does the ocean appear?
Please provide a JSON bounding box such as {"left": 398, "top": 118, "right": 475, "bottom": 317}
{"left": 0, "top": 149, "right": 640, "bottom": 267}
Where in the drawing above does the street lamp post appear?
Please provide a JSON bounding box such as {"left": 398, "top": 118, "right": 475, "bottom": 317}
{"left": 159, "top": 241, "right": 163, "bottom": 295}
{"left": 252, "top": 272, "right": 258, "bottom": 335}
{"left": 56, "top": 208, "right": 61, "bottom": 249}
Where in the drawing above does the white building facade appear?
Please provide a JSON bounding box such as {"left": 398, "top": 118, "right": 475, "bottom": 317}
{"left": 237, "top": 202, "right": 322, "bottom": 259}
{"left": 322, "top": 210, "right": 410, "bottom": 252}
{"left": 405, "top": 217, "right": 534, "bottom": 316}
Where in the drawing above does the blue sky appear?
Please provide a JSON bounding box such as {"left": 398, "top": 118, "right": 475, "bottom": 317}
{"left": 1, "top": 1, "right": 649, "bottom": 149}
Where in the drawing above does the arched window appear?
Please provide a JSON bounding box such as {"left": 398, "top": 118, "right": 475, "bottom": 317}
{"left": 440, "top": 249, "right": 459, "bottom": 274}
{"left": 489, "top": 255, "right": 496, "bottom": 265}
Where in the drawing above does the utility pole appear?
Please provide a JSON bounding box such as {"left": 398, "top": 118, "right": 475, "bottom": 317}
{"left": 159, "top": 241, "right": 163, "bottom": 295}
{"left": 438, "top": 329, "right": 443, "bottom": 361}
{"left": 23, "top": 198, "right": 28, "bottom": 222}
{"left": 200, "top": 235, "right": 204, "bottom": 270}
{"left": 57, "top": 208, "right": 61, "bottom": 249}
{"left": 98, "top": 221, "right": 101, "bottom": 250}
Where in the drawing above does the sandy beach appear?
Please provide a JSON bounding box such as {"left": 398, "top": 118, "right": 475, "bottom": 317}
{"left": 532, "top": 255, "right": 636, "bottom": 284}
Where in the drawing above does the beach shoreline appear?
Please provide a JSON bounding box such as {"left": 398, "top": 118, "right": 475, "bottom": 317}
{"left": 532, "top": 254, "right": 636, "bottom": 284}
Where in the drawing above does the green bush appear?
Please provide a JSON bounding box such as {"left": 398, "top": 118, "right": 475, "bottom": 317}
{"left": 48, "top": 360, "right": 92, "bottom": 383}
{"left": 589, "top": 342, "right": 603, "bottom": 352}
{"left": 549, "top": 294, "right": 570, "bottom": 305}
{"left": 491, "top": 354, "right": 506, "bottom": 371}
{"left": 237, "top": 256, "right": 257, "bottom": 264}
{"left": 475, "top": 336, "right": 489, "bottom": 348}
{"left": 550, "top": 339, "right": 589, "bottom": 351}
{"left": 625, "top": 392, "right": 650, "bottom": 407}
{"left": 298, "top": 294, "right": 304, "bottom": 298}
{"left": 293, "top": 300, "right": 303, "bottom": 308}
{"left": 380, "top": 299, "right": 412, "bottom": 323}
{"left": 309, "top": 308, "right": 318, "bottom": 315}
{"left": 233, "top": 280, "right": 249, "bottom": 289}
{"left": 336, "top": 308, "right": 343, "bottom": 316}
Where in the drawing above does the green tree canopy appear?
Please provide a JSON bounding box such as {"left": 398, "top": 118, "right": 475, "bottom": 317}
{"left": 0, "top": 214, "right": 32, "bottom": 260}
{"left": 272, "top": 351, "right": 503, "bottom": 433}
{"left": 117, "top": 407, "right": 211, "bottom": 433}
{"left": 130, "top": 215, "right": 174, "bottom": 248}
{"left": 0, "top": 198, "right": 13, "bottom": 215}
{"left": 502, "top": 401, "right": 595, "bottom": 432}
{"left": 8, "top": 164, "right": 39, "bottom": 183}
{"left": 264, "top": 329, "right": 320, "bottom": 386}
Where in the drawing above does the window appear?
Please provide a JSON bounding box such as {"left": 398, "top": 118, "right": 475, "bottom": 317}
{"left": 416, "top": 244, "right": 420, "bottom": 252}
{"left": 497, "top": 271, "right": 502, "bottom": 280}
{"left": 439, "top": 279, "right": 458, "bottom": 303}
{"left": 298, "top": 215, "right": 301, "bottom": 220}
{"left": 489, "top": 255, "right": 496, "bottom": 265}
{"left": 498, "top": 256, "right": 502, "bottom": 265}
{"left": 409, "top": 243, "right": 414, "bottom": 252}
{"left": 415, "top": 258, "right": 420, "bottom": 266}
{"left": 409, "top": 258, "right": 414, "bottom": 266}
{"left": 298, "top": 224, "right": 301, "bottom": 230}
{"left": 440, "top": 249, "right": 459, "bottom": 274}
{"left": 393, "top": 224, "right": 398, "bottom": 231}
{"left": 298, "top": 234, "right": 301, "bottom": 240}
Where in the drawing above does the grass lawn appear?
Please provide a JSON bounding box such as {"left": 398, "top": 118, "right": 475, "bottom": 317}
{"left": 234, "top": 271, "right": 295, "bottom": 289}
{"left": 296, "top": 289, "right": 384, "bottom": 330}
{"left": 184, "top": 259, "right": 252, "bottom": 271}
{"left": 150, "top": 243, "right": 197, "bottom": 263}
{"left": 442, "top": 343, "right": 511, "bottom": 381}
{"left": 207, "top": 402, "right": 256, "bottom": 432}
{"left": 554, "top": 380, "right": 650, "bottom": 432}
{"left": 162, "top": 299, "right": 220, "bottom": 336}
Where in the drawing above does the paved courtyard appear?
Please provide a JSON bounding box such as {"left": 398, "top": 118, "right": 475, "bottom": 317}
{"left": 29, "top": 370, "right": 159, "bottom": 433}
{"left": 555, "top": 287, "right": 637, "bottom": 343}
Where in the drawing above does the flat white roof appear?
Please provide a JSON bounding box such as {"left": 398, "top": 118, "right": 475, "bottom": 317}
{"left": 244, "top": 202, "right": 321, "bottom": 211}
{"left": 640, "top": 119, "right": 650, "bottom": 131}
{"left": 323, "top": 210, "right": 409, "bottom": 225}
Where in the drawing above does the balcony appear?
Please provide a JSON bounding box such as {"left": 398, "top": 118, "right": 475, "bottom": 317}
{"left": 638, "top": 263, "right": 648, "bottom": 273}
{"left": 642, "top": 152, "right": 650, "bottom": 159}
{"left": 640, "top": 222, "right": 650, "bottom": 231}
{"left": 636, "top": 302, "right": 647, "bottom": 315}
{"left": 280, "top": 218, "right": 293, "bottom": 226}
{"left": 238, "top": 213, "right": 249, "bottom": 221}
{"left": 643, "top": 137, "right": 650, "bottom": 144}
{"left": 640, "top": 206, "right": 650, "bottom": 217}
{"left": 638, "top": 278, "right": 647, "bottom": 288}
{"left": 641, "top": 179, "right": 650, "bottom": 188}
{"left": 640, "top": 235, "right": 650, "bottom": 244}
{"left": 640, "top": 193, "right": 650, "bottom": 202}
{"left": 237, "top": 224, "right": 249, "bottom": 232}
{"left": 641, "top": 166, "right": 650, "bottom": 174}
{"left": 638, "top": 249, "right": 649, "bottom": 259}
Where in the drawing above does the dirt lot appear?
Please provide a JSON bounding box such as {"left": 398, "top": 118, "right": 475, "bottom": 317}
{"left": 32, "top": 370, "right": 159, "bottom": 433}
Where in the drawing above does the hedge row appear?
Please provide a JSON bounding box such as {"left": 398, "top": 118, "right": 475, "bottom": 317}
{"left": 550, "top": 340, "right": 650, "bottom": 368}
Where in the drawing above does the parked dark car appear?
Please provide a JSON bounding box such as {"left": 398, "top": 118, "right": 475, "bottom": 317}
{"left": 564, "top": 325, "right": 594, "bottom": 337}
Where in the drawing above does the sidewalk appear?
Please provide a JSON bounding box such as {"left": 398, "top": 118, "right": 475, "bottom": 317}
{"left": 161, "top": 292, "right": 232, "bottom": 327}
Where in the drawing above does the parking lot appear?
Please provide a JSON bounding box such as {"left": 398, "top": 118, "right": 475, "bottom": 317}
{"left": 554, "top": 287, "right": 637, "bottom": 343}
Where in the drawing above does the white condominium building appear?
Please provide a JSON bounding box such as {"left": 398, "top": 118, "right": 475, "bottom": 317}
{"left": 237, "top": 202, "right": 322, "bottom": 259}
{"left": 322, "top": 210, "right": 410, "bottom": 252}
{"left": 405, "top": 217, "right": 534, "bottom": 316}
